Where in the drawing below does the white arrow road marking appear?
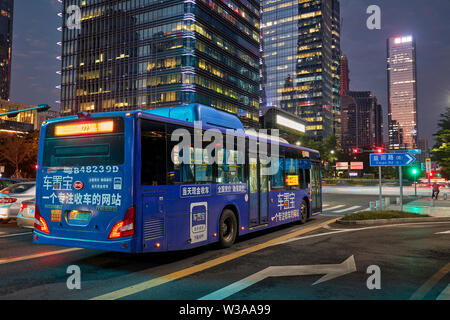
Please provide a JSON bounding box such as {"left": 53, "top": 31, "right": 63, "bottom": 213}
{"left": 332, "top": 206, "right": 362, "bottom": 213}
{"left": 323, "top": 205, "right": 345, "bottom": 211}
{"left": 199, "top": 256, "right": 356, "bottom": 300}
{"left": 437, "top": 284, "right": 450, "bottom": 300}
{"left": 435, "top": 230, "right": 450, "bottom": 234}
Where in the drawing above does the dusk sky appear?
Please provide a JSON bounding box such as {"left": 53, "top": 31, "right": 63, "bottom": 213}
{"left": 9, "top": 0, "right": 450, "bottom": 146}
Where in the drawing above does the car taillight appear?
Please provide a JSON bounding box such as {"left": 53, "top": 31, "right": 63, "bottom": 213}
{"left": 108, "top": 206, "right": 135, "bottom": 239}
{"left": 0, "top": 198, "right": 17, "bottom": 204}
{"left": 34, "top": 205, "right": 50, "bottom": 234}
{"left": 20, "top": 203, "right": 28, "bottom": 212}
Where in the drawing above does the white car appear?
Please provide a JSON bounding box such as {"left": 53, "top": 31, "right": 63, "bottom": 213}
{"left": 0, "top": 182, "right": 36, "bottom": 224}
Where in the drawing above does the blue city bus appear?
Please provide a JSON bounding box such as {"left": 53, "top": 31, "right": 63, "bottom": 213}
{"left": 34, "top": 104, "right": 322, "bottom": 253}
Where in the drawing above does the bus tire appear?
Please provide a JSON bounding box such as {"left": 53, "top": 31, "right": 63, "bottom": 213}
{"left": 218, "top": 209, "right": 238, "bottom": 248}
{"left": 300, "top": 199, "right": 308, "bottom": 224}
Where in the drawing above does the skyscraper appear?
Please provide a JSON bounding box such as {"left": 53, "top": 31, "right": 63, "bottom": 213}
{"left": 387, "top": 35, "right": 418, "bottom": 150}
{"left": 0, "top": 0, "right": 13, "bottom": 100}
{"left": 340, "top": 55, "right": 349, "bottom": 95}
{"left": 60, "top": 0, "right": 260, "bottom": 127}
{"left": 340, "top": 91, "right": 383, "bottom": 152}
{"left": 261, "top": 0, "right": 341, "bottom": 140}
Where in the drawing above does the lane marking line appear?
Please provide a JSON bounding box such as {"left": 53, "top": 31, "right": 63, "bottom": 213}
{"left": 332, "top": 206, "right": 362, "bottom": 213}
{"left": 410, "top": 262, "right": 450, "bottom": 300}
{"left": 90, "top": 217, "right": 341, "bottom": 300}
{"left": 437, "top": 283, "right": 450, "bottom": 300}
{"left": 323, "top": 205, "right": 345, "bottom": 211}
{"left": 0, "top": 232, "right": 33, "bottom": 239}
{"left": 0, "top": 248, "right": 83, "bottom": 265}
{"left": 278, "top": 221, "right": 450, "bottom": 246}
{"left": 435, "top": 230, "right": 450, "bottom": 235}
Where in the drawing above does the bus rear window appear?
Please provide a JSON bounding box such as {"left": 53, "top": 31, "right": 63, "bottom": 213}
{"left": 43, "top": 118, "right": 125, "bottom": 167}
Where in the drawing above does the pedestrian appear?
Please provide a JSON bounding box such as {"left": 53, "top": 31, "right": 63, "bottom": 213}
{"left": 432, "top": 182, "right": 440, "bottom": 200}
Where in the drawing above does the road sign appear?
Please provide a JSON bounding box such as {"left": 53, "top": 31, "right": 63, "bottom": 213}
{"left": 408, "top": 149, "right": 422, "bottom": 154}
{"left": 336, "top": 162, "right": 349, "bottom": 170}
{"left": 350, "top": 162, "right": 364, "bottom": 170}
{"left": 426, "top": 161, "right": 432, "bottom": 174}
{"left": 370, "top": 153, "right": 416, "bottom": 167}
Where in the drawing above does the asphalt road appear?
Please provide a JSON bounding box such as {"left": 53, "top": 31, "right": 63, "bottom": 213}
{"left": 0, "top": 194, "right": 448, "bottom": 300}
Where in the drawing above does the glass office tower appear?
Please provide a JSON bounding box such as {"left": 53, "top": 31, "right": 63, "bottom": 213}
{"left": 0, "top": 0, "right": 13, "bottom": 100}
{"left": 261, "top": 0, "right": 341, "bottom": 140}
{"left": 60, "top": 0, "right": 260, "bottom": 127}
{"left": 387, "top": 35, "right": 418, "bottom": 150}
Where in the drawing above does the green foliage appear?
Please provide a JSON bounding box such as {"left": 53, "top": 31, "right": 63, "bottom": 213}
{"left": 432, "top": 107, "right": 450, "bottom": 179}
{"left": 0, "top": 131, "right": 40, "bottom": 179}
{"left": 300, "top": 135, "right": 338, "bottom": 177}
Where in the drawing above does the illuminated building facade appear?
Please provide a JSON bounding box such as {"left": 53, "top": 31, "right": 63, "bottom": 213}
{"left": 340, "top": 55, "right": 349, "bottom": 95}
{"left": 387, "top": 35, "right": 418, "bottom": 150}
{"left": 340, "top": 91, "right": 383, "bottom": 152}
{"left": 0, "top": 100, "right": 57, "bottom": 133}
{"left": 60, "top": 0, "right": 260, "bottom": 127}
{"left": 261, "top": 0, "right": 341, "bottom": 140}
{"left": 0, "top": 0, "right": 13, "bottom": 100}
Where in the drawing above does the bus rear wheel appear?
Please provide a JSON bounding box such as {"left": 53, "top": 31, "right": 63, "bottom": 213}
{"left": 218, "top": 209, "right": 237, "bottom": 248}
{"left": 300, "top": 200, "right": 308, "bottom": 224}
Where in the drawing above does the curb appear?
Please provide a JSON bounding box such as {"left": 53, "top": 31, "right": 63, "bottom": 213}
{"left": 336, "top": 217, "right": 450, "bottom": 226}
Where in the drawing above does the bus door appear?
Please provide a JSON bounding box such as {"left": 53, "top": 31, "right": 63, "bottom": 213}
{"left": 140, "top": 119, "right": 168, "bottom": 250}
{"left": 249, "top": 154, "right": 269, "bottom": 227}
{"left": 310, "top": 160, "right": 322, "bottom": 213}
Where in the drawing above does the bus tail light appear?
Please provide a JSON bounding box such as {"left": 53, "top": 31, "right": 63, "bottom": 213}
{"left": 108, "top": 206, "right": 135, "bottom": 239}
{"left": 34, "top": 206, "right": 50, "bottom": 234}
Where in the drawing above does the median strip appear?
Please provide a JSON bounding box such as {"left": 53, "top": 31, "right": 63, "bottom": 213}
{"left": 91, "top": 217, "right": 341, "bottom": 300}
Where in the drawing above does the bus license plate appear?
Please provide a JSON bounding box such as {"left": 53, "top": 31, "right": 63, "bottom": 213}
{"left": 68, "top": 211, "right": 91, "bottom": 221}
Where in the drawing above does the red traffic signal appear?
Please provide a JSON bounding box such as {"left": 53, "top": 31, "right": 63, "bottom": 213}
{"left": 376, "top": 147, "right": 384, "bottom": 154}
{"left": 352, "top": 148, "right": 360, "bottom": 154}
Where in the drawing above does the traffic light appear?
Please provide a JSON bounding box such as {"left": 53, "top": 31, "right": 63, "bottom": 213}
{"left": 352, "top": 148, "right": 360, "bottom": 154}
{"left": 376, "top": 147, "right": 384, "bottom": 154}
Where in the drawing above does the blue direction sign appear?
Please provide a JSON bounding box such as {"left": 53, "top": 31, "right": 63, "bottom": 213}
{"left": 408, "top": 149, "right": 422, "bottom": 154}
{"left": 370, "top": 153, "right": 416, "bottom": 167}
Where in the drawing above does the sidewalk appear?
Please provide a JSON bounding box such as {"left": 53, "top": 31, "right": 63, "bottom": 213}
{"left": 389, "top": 196, "right": 450, "bottom": 217}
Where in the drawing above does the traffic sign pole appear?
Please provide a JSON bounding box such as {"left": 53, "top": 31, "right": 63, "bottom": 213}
{"left": 379, "top": 167, "right": 383, "bottom": 210}
{"left": 400, "top": 168, "right": 403, "bottom": 211}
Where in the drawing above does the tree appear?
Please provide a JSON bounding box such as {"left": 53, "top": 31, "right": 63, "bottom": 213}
{"left": 0, "top": 131, "right": 40, "bottom": 179}
{"left": 432, "top": 107, "right": 450, "bottom": 179}
{"left": 300, "top": 135, "right": 338, "bottom": 177}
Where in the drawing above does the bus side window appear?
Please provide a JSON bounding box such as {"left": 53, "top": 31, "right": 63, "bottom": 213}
{"left": 141, "top": 120, "right": 167, "bottom": 186}
{"left": 217, "top": 149, "right": 245, "bottom": 184}
{"left": 167, "top": 125, "right": 194, "bottom": 184}
{"left": 304, "top": 169, "right": 311, "bottom": 189}
{"left": 195, "top": 148, "right": 213, "bottom": 183}
{"left": 285, "top": 150, "right": 300, "bottom": 190}
{"left": 271, "top": 154, "right": 285, "bottom": 191}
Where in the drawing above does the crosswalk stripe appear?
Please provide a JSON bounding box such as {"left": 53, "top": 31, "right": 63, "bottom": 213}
{"left": 322, "top": 204, "right": 330, "bottom": 208}
{"left": 323, "top": 205, "right": 345, "bottom": 211}
{"left": 332, "top": 206, "right": 362, "bottom": 213}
